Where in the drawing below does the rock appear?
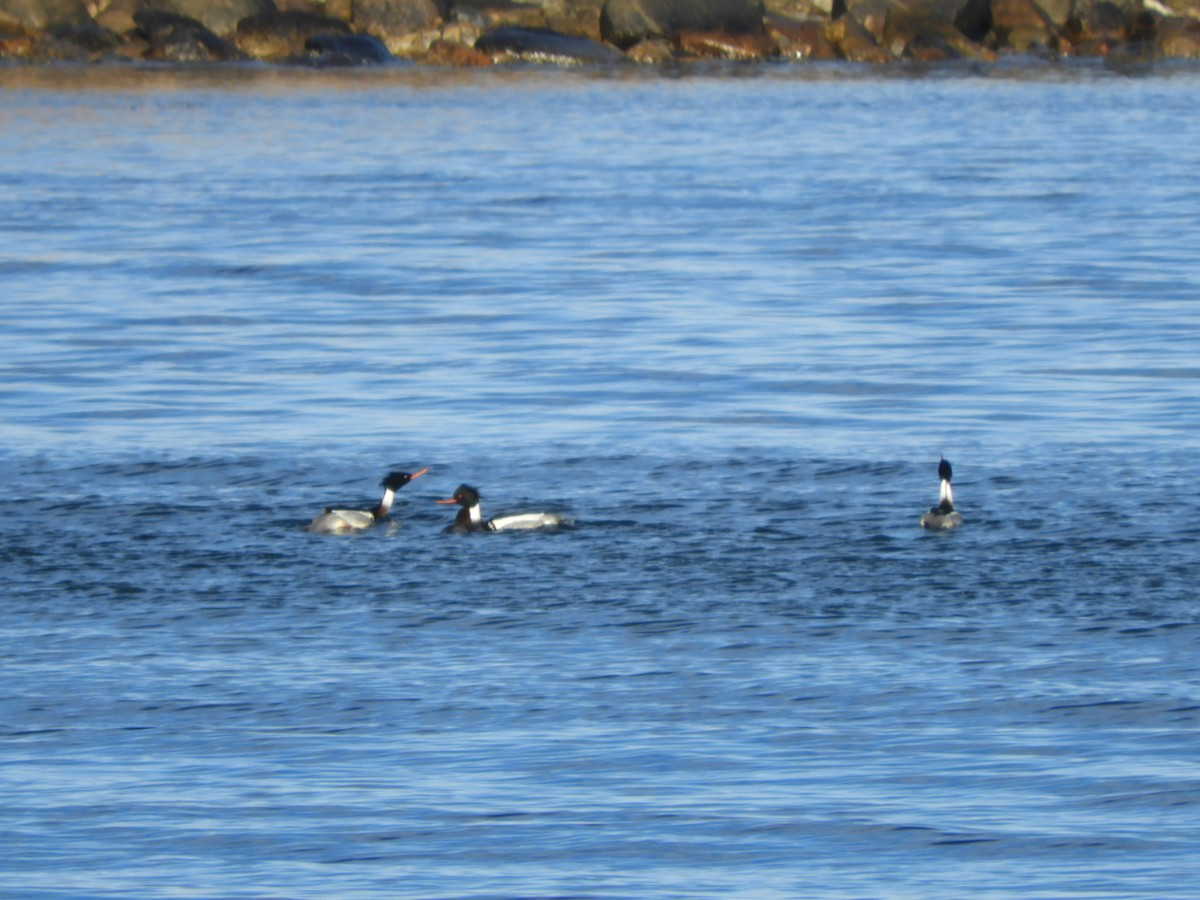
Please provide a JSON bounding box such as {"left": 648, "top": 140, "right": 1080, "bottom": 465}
{"left": 235, "top": 9, "right": 350, "bottom": 58}
{"left": 676, "top": 27, "right": 780, "bottom": 57}
{"left": 143, "top": 0, "right": 276, "bottom": 36}
{"left": 452, "top": 0, "right": 548, "bottom": 29}
{"left": 826, "top": 11, "right": 890, "bottom": 58}
{"left": 0, "top": 0, "right": 91, "bottom": 29}
{"left": 304, "top": 29, "right": 391, "bottom": 61}
{"left": 1034, "top": 0, "right": 1071, "bottom": 28}
{"left": 544, "top": 0, "right": 608, "bottom": 41}
{"left": 48, "top": 21, "right": 125, "bottom": 52}
{"left": 599, "top": 0, "right": 766, "bottom": 49}
{"left": 877, "top": 0, "right": 993, "bottom": 43}
{"left": 475, "top": 24, "right": 627, "bottom": 62}
{"left": 95, "top": 0, "right": 138, "bottom": 32}
{"left": 874, "top": 0, "right": 996, "bottom": 57}
{"left": 1156, "top": 14, "right": 1200, "bottom": 55}
{"left": 352, "top": 0, "right": 443, "bottom": 39}
{"left": 766, "top": 0, "right": 835, "bottom": 15}
{"left": 989, "top": 0, "right": 1055, "bottom": 46}
{"left": 1065, "top": 0, "right": 1127, "bottom": 46}
{"left": 766, "top": 10, "right": 840, "bottom": 57}
{"left": 624, "top": 34, "right": 674, "bottom": 60}
{"left": 424, "top": 35, "right": 492, "bottom": 62}
{"left": 134, "top": 8, "right": 246, "bottom": 58}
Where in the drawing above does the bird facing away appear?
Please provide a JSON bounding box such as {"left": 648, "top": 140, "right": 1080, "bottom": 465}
{"left": 919, "top": 456, "right": 963, "bottom": 530}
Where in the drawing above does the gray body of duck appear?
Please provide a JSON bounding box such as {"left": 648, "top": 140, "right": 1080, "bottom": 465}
{"left": 306, "top": 468, "right": 428, "bottom": 534}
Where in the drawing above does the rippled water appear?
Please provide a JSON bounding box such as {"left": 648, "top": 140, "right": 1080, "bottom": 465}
{"left": 2, "top": 65, "right": 1199, "bottom": 899}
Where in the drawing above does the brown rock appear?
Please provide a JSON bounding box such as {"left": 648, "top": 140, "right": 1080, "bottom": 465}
{"left": 827, "top": 13, "right": 889, "bottom": 59}
{"left": 452, "top": 0, "right": 547, "bottom": 29}
{"left": 0, "top": 0, "right": 91, "bottom": 29}
{"left": 544, "top": 0, "right": 606, "bottom": 41}
{"left": 600, "top": 0, "right": 766, "bottom": 49}
{"left": 676, "top": 27, "right": 779, "bottom": 57}
{"left": 353, "top": 0, "right": 443, "bottom": 38}
{"left": 94, "top": 0, "right": 137, "bottom": 32}
{"left": 424, "top": 35, "right": 492, "bottom": 62}
{"left": 624, "top": 34, "right": 674, "bottom": 60}
{"left": 989, "top": 0, "right": 1054, "bottom": 45}
{"left": 842, "top": 0, "right": 887, "bottom": 40}
{"left": 1065, "top": 0, "right": 1127, "bottom": 44}
{"left": 766, "top": 11, "right": 839, "bottom": 57}
{"left": 235, "top": 9, "right": 351, "bottom": 59}
{"left": 1156, "top": 14, "right": 1200, "bottom": 56}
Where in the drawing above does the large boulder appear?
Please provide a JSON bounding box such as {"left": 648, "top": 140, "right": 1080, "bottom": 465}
{"left": 140, "top": 0, "right": 276, "bottom": 36}
{"left": 765, "top": 11, "right": 841, "bottom": 58}
{"left": 988, "top": 0, "right": 1057, "bottom": 47}
{"left": 235, "top": 8, "right": 350, "bottom": 57}
{"left": 304, "top": 30, "right": 392, "bottom": 62}
{"left": 826, "top": 11, "right": 890, "bottom": 58}
{"left": 352, "top": 0, "right": 443, "bottom": 38}
{"left": 1064, "top": 0, "right": 1127, "bottom": 45}
{"left": 599, "top": 0, "right": 766, "bottom": 49}
{"left": 676, "top": 28, "right": 780, "bottom": 57}
{"left": 475, "top": 24, "right": 627, "bottom": 62}
{"left": 878, "top": 0, "right": 992, "bottom": 41}
{"left": 134, "top": 8, "right": 246, "bottom": 58}
{"left": 0, "top": 0, "right": 90, "bottom": 29}
{"left": 1156, "top": 14, "right": 1200, "bottom": 56}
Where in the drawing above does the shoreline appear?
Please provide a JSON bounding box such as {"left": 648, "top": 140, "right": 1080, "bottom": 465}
{"left": 0, "top": 56, "right": 1195, "bottom": 91}
{"left": 3, "top": 0, "right": 1199, "bottom": 71}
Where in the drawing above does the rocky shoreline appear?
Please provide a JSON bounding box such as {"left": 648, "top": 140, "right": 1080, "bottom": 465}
{"left": 2, "top": 0, "right": 1199, "bottom": 67}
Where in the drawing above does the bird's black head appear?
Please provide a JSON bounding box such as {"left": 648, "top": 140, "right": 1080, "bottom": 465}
{"left": 381, "top": 468, "right": 428, "bottom": 491}
{"left": 436, "top": 484, "right": 480, "bottom": 509}
{"left": 937, "top": 456, "right": 953, "bottom": 483}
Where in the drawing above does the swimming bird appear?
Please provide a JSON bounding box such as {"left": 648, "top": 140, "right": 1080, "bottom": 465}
{"left": 436, "top": 484, "right": 569, "bottom": 533}
{"left": 305, "top": 469, "right": 428, "bottom": 534}
{"left": 919, "top": 456, "right": 963, "bottom": 530}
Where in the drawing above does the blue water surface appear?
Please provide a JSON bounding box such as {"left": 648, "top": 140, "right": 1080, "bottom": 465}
{"left": 1, "top": 63, "right": 1199, "bottom": 899}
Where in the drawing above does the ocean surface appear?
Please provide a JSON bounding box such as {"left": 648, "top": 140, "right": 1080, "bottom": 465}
{"left": 1, "top": 62, "right": 1199, "bottom": 899}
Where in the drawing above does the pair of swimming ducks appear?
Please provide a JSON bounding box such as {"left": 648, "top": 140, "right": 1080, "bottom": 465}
{"left": 305, "top": 457, "right": 964, "bottom": 535}
{"left": 304, "top": 468, "right": 569, "bottom": 535}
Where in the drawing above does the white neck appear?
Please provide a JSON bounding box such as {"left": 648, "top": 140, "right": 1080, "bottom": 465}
{"left": 468, "top": 503, "right": 483, "bottom": 525}
{"left": 939, "top": 480, "right": 954, "bottom": 505}
{"left": 377, "top": 487, "right": 396, "bottom": 516}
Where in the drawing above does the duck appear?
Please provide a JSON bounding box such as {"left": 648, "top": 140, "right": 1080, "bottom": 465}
{"left": 436, "top": 484, "right": 569, "bottom": 533}
{"left": 919, "top": 456, "right": 963, "bottom": 530}
{"left": 305, "top": 468, "right": 428, "bottom": 534}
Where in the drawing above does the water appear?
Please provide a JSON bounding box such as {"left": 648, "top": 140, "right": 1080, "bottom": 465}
{"left": 1, "top": 64, "right": 1199, "bottom": 898}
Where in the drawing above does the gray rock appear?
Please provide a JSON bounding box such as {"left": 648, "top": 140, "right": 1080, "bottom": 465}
{"left": 139, "top": 0, "right": 277, "bottom": 36}
{"left": 475, "top": 24, "right": 627, "bottom": 62}
{"left": 236, "top": 9, "right": 350, "bottom": 57}
{"left": 304, "top": 30, "right": 391, "bottom": 62}
{"left": 134, "top": 8, "right": 246, "bottom": 59}
{"left": 352, "top": 0, "right": 444, "bottom": 37}
{"left": 599, "top": 0, "right": 766, "bottom": 49}
{"left": 0, "top": 0, "right": 91, "bottom": 29}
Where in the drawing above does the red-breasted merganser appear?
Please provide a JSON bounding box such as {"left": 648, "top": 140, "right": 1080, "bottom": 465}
{"left": 436, "top": 484, "right": 569, "bottom": 533}
{"left": 305, "top": 468, "right": 428, "bottom": 534}
{"left": 919, "top": 456, "right": 963, "bottom": 530}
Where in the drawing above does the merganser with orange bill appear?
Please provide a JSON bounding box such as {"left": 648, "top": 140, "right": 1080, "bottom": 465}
{"left": 436, "top": 484, "right": 569, "bottom": 534}
{"left": 919, "top": 456, "right": 963, "bottom": 530}
{"left": 305, "top": 468, "right": 428, "bottom": 534}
